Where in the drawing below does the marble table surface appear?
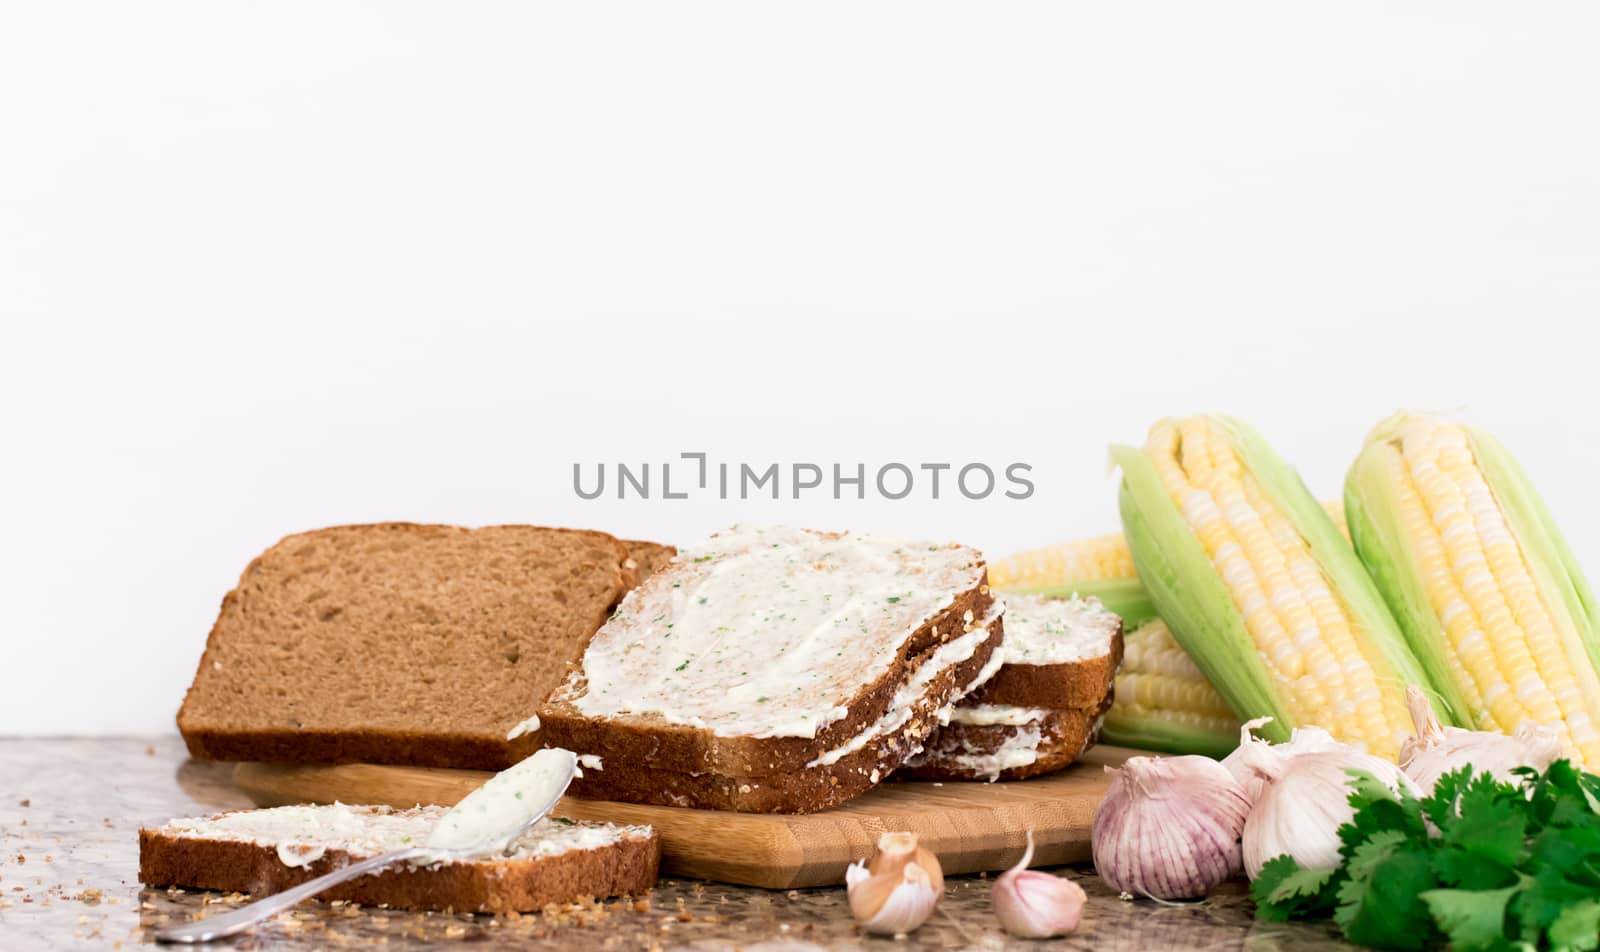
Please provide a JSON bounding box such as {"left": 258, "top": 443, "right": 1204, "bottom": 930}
{"left": 0, "top": 736, "right": 1351, "bottom": 950}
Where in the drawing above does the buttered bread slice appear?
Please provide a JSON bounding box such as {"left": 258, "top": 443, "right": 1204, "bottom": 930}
{"left": 534, "top": 525, "right": 1002, "bottom": 812}
{"left": 901, "top": 593, "right": 1123, "bottom": 781}
{"left": 139, "top": 804, "right": 659, "bottom": 913}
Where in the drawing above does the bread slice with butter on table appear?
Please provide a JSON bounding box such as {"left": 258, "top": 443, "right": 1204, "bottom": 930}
{"left": 899, "top": 593, "right": 1123, "bottom": 781}
{"left": 139, "top": 804, "right": 659, "bottom": 913}
{"left": 178, "top": 523, "right": 674, "bottom": 770}
{"left": 534, "top": 525, "right": 1005, "bottom": 814}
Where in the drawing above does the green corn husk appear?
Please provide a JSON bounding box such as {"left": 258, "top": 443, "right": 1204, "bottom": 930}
{"left": 1099, "top": 710, "right": 1239, "bottom": 760}
{"left": 1114, "top": 415, "right": 1451, "bottom": 754}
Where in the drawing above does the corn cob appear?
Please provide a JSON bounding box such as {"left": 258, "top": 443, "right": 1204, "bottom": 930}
{"left": 991, "top": 514, "right": 1360, "bottom": 757}
{"left": 1346, "top": 413, "right": 1600, "bottom": 766}
{"left": 986, "top": 533, "right": 1157, "bottom": 628}
{"left": 1101, "top": 619, "right": 1242, "bottom": 757}
{"left": 1113, "top": 414, "right": 1446, "bottom": 758}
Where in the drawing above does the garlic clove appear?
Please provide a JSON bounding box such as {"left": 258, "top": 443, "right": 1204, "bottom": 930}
{"left": 862, "top": 830, "right": 945, "bottom": 895}
{"left": 993, "top": 831, "right": 1086, "bottom": 938}
{"left": 867, "top": 830, "right": 917, "bottom": 876}
{"left": 847, "top": 831, "right": 944, "bottom": 935}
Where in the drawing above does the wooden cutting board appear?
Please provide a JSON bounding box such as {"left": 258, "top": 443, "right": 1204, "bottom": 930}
{"left": 233, "top": 746, "right": 1136, "bottom": 888}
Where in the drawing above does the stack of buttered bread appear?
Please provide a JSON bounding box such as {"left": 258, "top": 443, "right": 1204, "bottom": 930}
{"left": 178, "top": 522, "right": 1124, "bottom": 815}
{"left": 900, "top": 593, "right": 1123, "bottom": 781}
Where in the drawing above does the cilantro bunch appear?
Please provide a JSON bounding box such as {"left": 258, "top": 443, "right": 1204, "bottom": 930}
{"left": 1251, "top": 761, "right": 1600, "bottom": 951}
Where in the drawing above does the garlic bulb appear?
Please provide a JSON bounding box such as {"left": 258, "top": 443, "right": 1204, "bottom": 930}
{"left": 1220, "top": 716, "right": 1340, "bottom": 804}
{"left": 1398, "top": 686, "right": 1563, "bottom": 795}
{"left": 1241, "top": 742, "right": 1418, "bottom": 879}
{"left": 846, "top": 831, "right": 944, "bottom": 935}
{"left": 1091, "top": 755, "right": 1250, "bottom": 899}
{"left": 992, "top": 831, "right": 1086, "bottom": 938}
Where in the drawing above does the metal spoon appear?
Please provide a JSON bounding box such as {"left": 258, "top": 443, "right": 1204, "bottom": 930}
{"left": 155, "top": 747, "right": 579, "bottom": 943}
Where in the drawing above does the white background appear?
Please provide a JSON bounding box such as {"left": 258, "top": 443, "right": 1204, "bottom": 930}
{"left": 3, "top": 3, "right": 1598, "bottom": 734}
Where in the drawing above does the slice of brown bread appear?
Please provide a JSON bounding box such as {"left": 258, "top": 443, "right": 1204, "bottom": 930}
{"left": 562, "top": 606, "right": 1004, "bottom": 812}
{"left": 535, "top": 526, "right": 999, "bottom": 812}
{"left": 621, "top": 540, "right": 677, "bottom": 582}
{"left": 898, "top": 594, "right": 1123, "bottom": 782}
{"left": 139, "top": 804, "right": 659, "bottom": 913}
{"left": 178, "top": 523, "right": 650, "bottom": 770}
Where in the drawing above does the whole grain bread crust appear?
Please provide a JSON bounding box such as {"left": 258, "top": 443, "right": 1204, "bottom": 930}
{"left": 137, "top": 823, "right": 659, "bottom": 914}
{"left": 559, "top": 609, "right": 1003, "bottom": 812}
{"left": 961, "top": 615, "right": 1124, "bottom": 710}
{"left": 532, "top": 580, "right": 994, "bottom": 777}
{"left": 178, "top": 726, "right": 514, "bottom": 772}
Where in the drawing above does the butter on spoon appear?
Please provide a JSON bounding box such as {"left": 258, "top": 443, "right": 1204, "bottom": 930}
{"left": 422, "top": 747, "right": 579, "bottom": 855}
{"left": 156, "top": 747, "right": 580, "bottom": 944}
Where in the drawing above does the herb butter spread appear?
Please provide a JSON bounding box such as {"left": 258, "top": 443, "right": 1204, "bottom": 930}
{"left": 157, "top": 803, "right": 648, "bottom": 868}
{"left": 807, "top": 600, "right": 1004, "bottom": 767}
{"left": 905, "top": 722, "right": 1046, "bottom": 780}
{"left": 505, "top": 714, "right": 541, "bottom": 740}
{"left": 949, "top": 703, "right": 1049, "bottom": 727}
{"left": 425, "top": 748, "right": 577, "bottom": 854}
{"left": 997, "top": 593, "right": 1119, "bottom": 666}
{"left": 939, "top": 725, "right": 1044, "bottom": 779}
{"left": 564, "top": 525, "right": 988, "bottom": 738}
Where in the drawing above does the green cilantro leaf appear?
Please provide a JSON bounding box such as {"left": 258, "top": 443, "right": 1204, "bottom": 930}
{"left": 1430, "top": 844, "right": 1514, "bottom": 891}
{"left": 1344, "top": 768, "right": 1404, "bottom": 809}
{"left": 1578, "top": 771, "right": 1600, "bottom": 816}
{"left": 1548, "top": 898, "right": 1600, "bottom": 952}
{"left": 1344, "top": 829, "right": 1410, "bottom": 882}
{"left": 1421, "top": 766, "right": 1474, "bottom": 833}
{"left": 1515, "top": 865, "right": 1593, "bottom": 938}
{"left": 1334, "top": 847, "right": 1440, "bottom": 951}
{"left": 1250, "top": 855, "right": 1339, "bottom": 921}
{"left": 1439, "top": 778, "right": 1526, "bottom": 869}
{"left": 1530, "top": 760, "right": 1591, "bottom": 828}
{"left": 1529, "top": 822, "right": 1600, "bottom": 876}
{"left": 1250, "top": 855, "right": 1301, "bottom": 920}
{"left": 1418, "top": 883, "right": 1522, "bottom": 952}
{"left": 1266, "top": 864, "right": 1338, "bottom": 905}
{"left": 1339, "top": 783, "right": 1425, "bottom": 856}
